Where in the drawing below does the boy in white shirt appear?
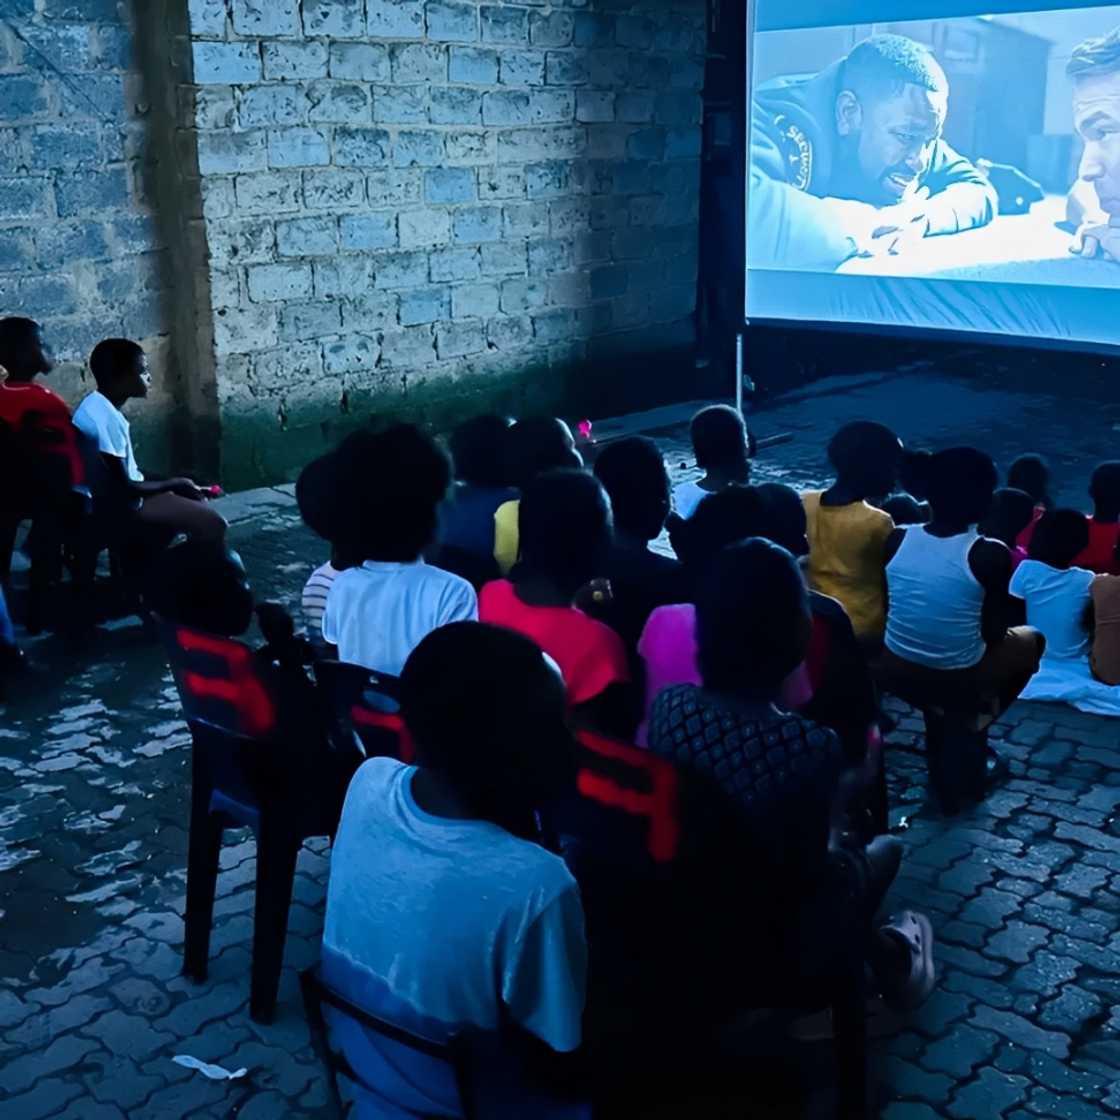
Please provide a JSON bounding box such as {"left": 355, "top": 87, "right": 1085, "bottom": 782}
{"left": 74, "top": 339, "right": 226, "bottom": 543}
{"left": 320, "top": 424, "right": 477, "bottom": 673}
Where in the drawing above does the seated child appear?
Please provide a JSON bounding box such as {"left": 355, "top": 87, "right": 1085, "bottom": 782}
{"left": 1009, "top": 510, "right": 1120, "bottom": 715}
{"left": 647, "top": 540, "right": 934, "bottom": 1011}
{"left": 320, "top": 425, "right": 477, "bottom": 675}
{"left": 979, "top": 488, "right": 1035, "bottom": 569}
{"left": 803, "top": 421, "right": 902, "bottom": 644}
{"left": 493, "top": 417, "right": 583, "bottom": 575}
{"left": 323, "top": 622, "right": 586, "bottom": 1118}
{"left": 0, "top": 316, "right": 84, "bottom": 493}
{"left": 592, "top": 436, "right": 686, "bottom": 650}
{"left": 671, "top": 404, "right": 753, "bottom": 521}
{"left": 479, "top": 469, "right": 632, "bottom": 736}
{"left": 1075, "top": 461, "right": 1120, "bottom": 574}
{"left": 1007, "top": 452, "right": 1051, "bottom": 551}
{"left": 74, "top": 339, "right": 226, "bottom": 543}
{"left": 880, "top": 447, "right": 1044, "bottom": 726}
{"left": 439, "top": 414, "right": 517, "bottom": 576}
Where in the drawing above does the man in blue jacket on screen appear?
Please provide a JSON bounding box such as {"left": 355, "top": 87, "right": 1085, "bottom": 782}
{"left": 751, "top": 34, "right": 997, "bottom": 271}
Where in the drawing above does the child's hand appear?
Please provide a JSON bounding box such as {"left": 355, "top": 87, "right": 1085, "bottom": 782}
{"left": 169, "top": 478, "right": 207, "bottom": 501}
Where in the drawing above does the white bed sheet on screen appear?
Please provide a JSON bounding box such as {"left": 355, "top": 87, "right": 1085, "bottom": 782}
{"left": 746, "top": 266, "right": 1120, "bottom": 348}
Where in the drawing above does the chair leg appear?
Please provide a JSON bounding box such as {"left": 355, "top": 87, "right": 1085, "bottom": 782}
{"left": 183, "top": 781, "right": 223, "bottom": 982}
{"left": 250, "top": 827, "right": 301, "bottom": 1023}
{"left": 832, "top": 968, "right": 868, "bottom": 1120}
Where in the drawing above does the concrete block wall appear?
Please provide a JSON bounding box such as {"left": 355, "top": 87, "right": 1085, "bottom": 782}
{"left": 187, "top": 0, "right": 705, "bottom": 485}
{"left": 0, "top": 1, "right": 181, "bottom": 472}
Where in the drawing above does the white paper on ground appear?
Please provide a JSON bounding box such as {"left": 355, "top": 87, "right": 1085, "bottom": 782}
{"left": 172, "top": 1055, "right": 249, "bottom": 1080}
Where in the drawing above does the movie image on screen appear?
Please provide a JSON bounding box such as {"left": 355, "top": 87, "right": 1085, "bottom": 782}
{"left": 746, "top": 4, "right": 1120, "bottom": 349}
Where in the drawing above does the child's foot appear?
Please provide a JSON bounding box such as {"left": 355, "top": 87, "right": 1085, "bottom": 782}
{"left": 875, "top": 911, "right": 936, "bottom": 1012}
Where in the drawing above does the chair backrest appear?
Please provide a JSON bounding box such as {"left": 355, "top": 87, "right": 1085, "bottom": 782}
{"left": 161, "top": 622, "right": 278, "bottom": 740}
{"left": 301, "top": 966, "right": 476, "bottom": 1120}
{"left": 313, "top": 659, "right": 414, "bottom": 764}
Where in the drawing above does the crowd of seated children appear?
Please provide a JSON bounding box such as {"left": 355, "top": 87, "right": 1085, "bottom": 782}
{"left": 1008, "top": 452, "right": 1052, "bottom": 551}
{"left": 979, "top": 488, "right": 1036, "bottom": 569}
{"left": 638, "top": 484, "right": 879, "bottom": 780}
{"left": 879, "top": 448, "right": 1045, "bottom": 747}
{"left": 1010, "top": 509, "right": 1120, "bottom": 714}
{"left": 493, "top": 417, "right": 582, "bottom": 575}
{"left": 647, "top": 540, "right": 935, "bottom": 1011}
{"left": 323, "top": 622, "right": 587, "bottom": 1118}
{"left": 803, "top": 421, "right": 903, "bottom": 645}
{"left": 591, "top": 436, "right": 685, "bottom": 652}
{"left": 318, "top": 425, "right": 477, "bottom": 676}
{"left": 76, "top": 339, "right": 226, "bottom": 545}
{"left": 438, "top": 413, "right": 517, "bottom": 584}
{"left": 479, "top": 469, "right": 633, "bottom": 737}
{"left": 670, "top": 403, "right": 754, "bottom": 522}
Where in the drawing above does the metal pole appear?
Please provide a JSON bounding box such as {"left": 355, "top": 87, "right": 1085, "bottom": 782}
{"left": 735, "top": 332, "right": 744, "bottom": 416}
{"left": 738, "top": 0, "right": 758, "bottom": 419}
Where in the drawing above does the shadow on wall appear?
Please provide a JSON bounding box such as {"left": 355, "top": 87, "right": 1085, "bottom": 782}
{"left": 176, "top": 0, "right": 710, "bottom": 487}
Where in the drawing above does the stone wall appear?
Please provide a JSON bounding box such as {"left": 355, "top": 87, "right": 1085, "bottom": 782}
{"left": 0, "top": 0, "right": 706, "bottom": 487}
{"left": 187, "top": 0, "right": 705, "bottom": 485}
{"left": 0, "top": 0, "right": 181, "bottom": 471}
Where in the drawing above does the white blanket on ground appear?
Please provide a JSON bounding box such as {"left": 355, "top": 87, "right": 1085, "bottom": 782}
{"left": 1021, "top": 656, "right": 1120, "bottom": 718}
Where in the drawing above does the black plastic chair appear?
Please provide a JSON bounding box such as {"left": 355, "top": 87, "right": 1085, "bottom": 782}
{"left": 163, "top": 622, "right": 339, "bottom": 1022}
{"left": 550, "top": 729, "right": 870, "bottom": 1120}
{"left": 301, "top": 965, "right": 478, "bottom": 1120}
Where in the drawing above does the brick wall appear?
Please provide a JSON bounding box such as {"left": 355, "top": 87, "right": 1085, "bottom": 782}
{"left": 0, "top": 0, "right": 706, "bottom": 487}
{"left": 187, "top": 0, "right": 705, "bottom": 485}
{"left": 0, "top": 0, "right": 182, "bottom": 473}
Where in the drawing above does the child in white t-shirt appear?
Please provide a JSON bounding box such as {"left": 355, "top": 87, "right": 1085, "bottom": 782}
{"left": 671, "top": 405, "right": 754, "bottom": 521}
{"left": 313, "top": 425, "right": 478, "bottom": 673}
{"left": 74, "top": 339, "right": 225, "bottom": 543}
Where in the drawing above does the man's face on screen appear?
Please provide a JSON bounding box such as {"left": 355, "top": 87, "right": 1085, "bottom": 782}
{"left": 1074, "top": 70, "right": 1120, "bottom": 219}
{"left": 839, "top": 83, "right": 946, "bottom": 206}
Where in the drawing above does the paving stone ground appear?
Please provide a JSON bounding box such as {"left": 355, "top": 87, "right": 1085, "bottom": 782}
{"left": 3, "top": 366, "right": 1120, "bottom": 1118}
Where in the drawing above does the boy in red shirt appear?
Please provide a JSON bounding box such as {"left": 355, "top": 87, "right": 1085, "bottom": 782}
{"left": 0, "top": 316, "right": 84, "bottom": 491}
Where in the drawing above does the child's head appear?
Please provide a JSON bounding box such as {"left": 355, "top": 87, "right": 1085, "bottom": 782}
{"left": 145, "top": 540, "right": 254, "bottom": 636}
{"left": 1090, "top": 461, "right": 1120, "bottom": 520}
{"left": 1007, "top": 454, "right": 1050, "bottom": 506}
{"left": 675, "top": 485, "right": 765, "bottom": 569}
{"left": 899, "top": 448, "right": 933, "bottom": 502}
{"left": 1029, "top": 509, "right": 1090, "bottom": 570}
{"left": 297, "top": 429, "right": 379, "bottom": 566}
{"left": 401, "top": 621, "right": 574, "bottom": 829}
{"left": 979, "top": 488, "right": 1035, "bottom": 548}
{"left": 881, "top": 493, "right": 929, "bottom": 526}
{"left": 505, "top": 417, "right": 582, "bottom": 489}
{"left": 754, "top": 482, "right": 809, "bottom": 557}
{"left": 697, "top": 539, "right": 810, "bottom": 699}
{"left": 927, "top": 447, "right": 999, "bottom": 526}
{"left": 0, "top": 317, "right": 53, "bottom": 381}
{"left": 827, "top": 421, "right": 902, "bottom": 497}
{"left": 690, "top": 405, "right": 752, "bottom": 480}
{"left": 449, "top": 414, "right": 513, "bottom": 489}
{"left": 89, "top": 338, "right": 150, "bottom": 401}
{"left": 592, "top": 436, "right": 671, "bottom": 543}
{"left": 518, "top": 468, "right": 612, "bottom": 599}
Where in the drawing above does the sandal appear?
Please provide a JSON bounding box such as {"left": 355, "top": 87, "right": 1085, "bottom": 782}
{"left": 877, "top": 911, "right": 936, "bottom": 1012}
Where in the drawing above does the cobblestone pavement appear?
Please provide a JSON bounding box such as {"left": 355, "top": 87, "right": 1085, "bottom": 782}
{"left": 3, "top": 369, "right": 1120, "bottom": 1118}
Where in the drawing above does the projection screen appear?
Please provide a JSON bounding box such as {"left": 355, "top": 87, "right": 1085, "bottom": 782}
{"left": 745, "top": 0, "right": 1120, "bottom": 349}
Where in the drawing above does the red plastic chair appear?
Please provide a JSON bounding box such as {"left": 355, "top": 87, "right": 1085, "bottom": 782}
{"left": 312, "top": 659, "right": 414, "bottom": 766}
{"left": 553, "top": 729, "right": 869, "bottom": 1120}
{"left": 162, "top": 623, "right": 336, "bottom": 1022}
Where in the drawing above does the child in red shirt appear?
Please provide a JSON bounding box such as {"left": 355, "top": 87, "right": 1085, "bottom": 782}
{"left": 0, "top": 317, "right": 84, "bottom": 491}
{"left": 479, "top": 469, "right": 633, "bottom": 736}
{"left": 1075, "top": 462, "right": 1120, "bottom": 574}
